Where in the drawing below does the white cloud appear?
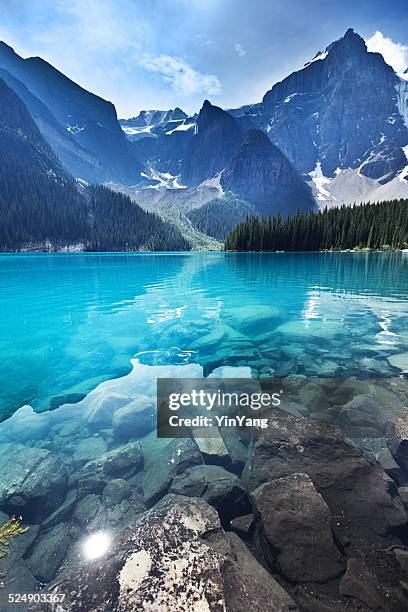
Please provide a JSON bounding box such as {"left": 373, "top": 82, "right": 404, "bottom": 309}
{"left": 235, "top": 43, "right": 246, "bottom": 57}
{"left": 139, "top": 54, "right": 222, "bottom": 95}
{"left": 366, "top": 31, "right": 408, "bottom": 77}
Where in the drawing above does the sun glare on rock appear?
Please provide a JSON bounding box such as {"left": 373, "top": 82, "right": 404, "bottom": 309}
{"left": 82, "top": 531, "right": 112, "bottom": 560}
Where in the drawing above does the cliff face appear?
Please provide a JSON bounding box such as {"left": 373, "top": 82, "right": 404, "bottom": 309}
{"left": 181, "top": 100, "right": 242, "bottom": 186}
{"left": 257, "top": 29, "right": 407, "bottom": 181}
{"left": 221, "top": 130, "right": 316, "bottom": 216}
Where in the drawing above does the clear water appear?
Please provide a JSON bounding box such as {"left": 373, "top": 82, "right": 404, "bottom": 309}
{"left": 0, "top": 252, "right": 408, "bottom": 420}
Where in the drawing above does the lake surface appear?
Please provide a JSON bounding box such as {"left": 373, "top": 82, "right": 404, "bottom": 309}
{"left": 0, "top": 252, "right": 407, "bottom": 420}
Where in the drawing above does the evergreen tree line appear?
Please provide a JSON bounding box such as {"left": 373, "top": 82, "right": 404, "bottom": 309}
{"left": 0, "top": 138, "right": 190, "bottom": 252}
{"left": 186, "top": 195, "right": 251, "bottom": 241}
{"left": 224, "top": 200, "right": 408, "bottom": 251}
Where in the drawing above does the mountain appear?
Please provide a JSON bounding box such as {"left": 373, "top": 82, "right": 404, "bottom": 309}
{"left": 221, "top": 129, "right": 316, "bottom": 216}
{"left": 181, "top": 100, "right": 242, "bottom": 186}
{"left": 230, "top": 29, "right": 408, "bottom": 206}
{"left": 0, "top": 78, "right": 189, "bottom": 251}
{"left": 0, "top": 67, "right": 103, "bottom": 182}
{"left": 120, "top": 107, "right": 189, "bottom": 141}
{"left": 0, "top": 42, "right": 142, "bottom": 184}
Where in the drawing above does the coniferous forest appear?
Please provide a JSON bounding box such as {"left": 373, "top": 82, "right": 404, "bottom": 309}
{"left": 224, "top": 199, "right": 408, "bottom": 251}
{"left": 0, "top": 77, "right": 190, "bottom": 252}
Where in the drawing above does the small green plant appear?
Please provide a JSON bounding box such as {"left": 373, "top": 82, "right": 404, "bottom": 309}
{"left": 0, "top": 517, "right": 29, "bottom": 588}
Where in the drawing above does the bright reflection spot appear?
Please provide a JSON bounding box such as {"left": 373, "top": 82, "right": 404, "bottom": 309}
{"left": 82, "top": 531, "right": 112, "bottom": 560}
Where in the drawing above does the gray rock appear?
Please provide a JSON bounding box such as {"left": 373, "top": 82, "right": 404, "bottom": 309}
{"left": 26, "top": 523, "right": 70, "bottom": 583}
{"left": 0, "top": 405, "right": 50, "bottom": 443}
{"left": 398, "top": 487, "right": 408, "bottom": 509}
{"left": 41, "top": 488, "right": 78, "bottom": 530}
{"left": 102, "top": 479, "right": 131, "bottom": 508}
{"left": 242, "top": 409, "right": 407, "bottom": 538}
{"left": 252, "top": 473, "right": 344, "bottom": 583}
{"left": 141, "top": 434, "right": 203, "bottom": 507}
{"left": 222, "top": 532, "right": 297, "bottom": 611}
{"left": 395, "top": 549, "right": 408, "bottom": 575}
{"left": 0, "top": 443, "right": 68, "bottom": 522}
{"left": 388, "top": 352, "right": 408, "bottom": 372}
{"left": 0, "top": 562, "right": 38, "bottom": 612}
{"left": 76, "top": 441, "right": 143, "bottom": 497}
{"left": 386, "top": 417, "right": 408, "bottom": 472}
{"left": 193, "top": 429, "right": 232, "bottom": 468}
{"left": 339, "top": 558, "right": 384, "bottom": 610}
{"left": 72, "top": 436, "right": 107, "bottom": 466}
{"left": 38, "top": 495, "right": 296, "bottom": 611}
{"left": 170, "top": 465, "right": 250, "bottom": 523}
{"left": 230, "top": 514, "right": 254, "bottom": 538}
{"left": 74, "top": 494, "right": 102, "bottom": 526}
{"left": 112, "top": 396, "right": 156, "bottom": 442}
{"left": 83, "top": 391, "right": 132, "bottom": 428}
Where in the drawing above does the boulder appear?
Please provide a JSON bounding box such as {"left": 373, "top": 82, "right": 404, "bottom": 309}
{"left": 102, "top": 479, "right": 131, "bottom": 508}
{"left": 112, "top": 396, "right": 156, "bottom": 442}
{"left": 223, "top": 304, "right": 281, "bottom": 336}
{"left": 0, "top": 405, "right": 50, "bottom": 443}
{"left": 0, "top": 443, "right": 68, "bottom": 522}
{"left": 38, "top": 495, "right": 296, "bottom": 611}
{"left": 141, "top": 434, "right": 203, "bottom": 506}
{"left": 72, "top": 436, "right": 108, "bottom": 466}
{"left": 222, "top": 532, "right": 297, "bottom": 611}
{"left": 388, "top": 353, "right": 408, "bottom": 372}
{"left": 252, "top": 473, "right": 344, "bottom": 583}
{"left": 26, "top": 523, "right": 70, "bottom": 583}
{"left": 74, "top": 494, "right": 102, "bottom": 526}
{"left": 230, "top": 514, "right": 254, "bottom": 539}
{"left": 193, "top": 429, "right": 232, "bottom": 468}
{"left": 76, "top": 441, "right": 143, "bottom": 497}
{"left": 242, "top": 409, "right": 407, "bottom": 538}
{"left": 169, "top": 465, "right": 250, "bottom": 523}
{"left": 0, "top": 563, "right": 37, "bottom": 612}
{"left": 41, "top": 488, "right": 78, "bottom": 530}
{"left": 339, "top": 558, "right": 385, "bottom": 610}
{"left": 386, "top": 417, "right": 408, "bottom": 472}
{"left": 83, "top": 391, "right": 132, "bottom": 428}
{"left": 398, "top": 487, "right": 408, "bottom": 509}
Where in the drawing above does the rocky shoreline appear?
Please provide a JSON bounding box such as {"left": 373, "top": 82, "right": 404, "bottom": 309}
{"left": 0, "top": 367, "right": 407, "bottom": 611}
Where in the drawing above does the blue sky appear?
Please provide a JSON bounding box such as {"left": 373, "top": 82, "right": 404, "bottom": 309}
{"left": 1, "top": 0, "right": 408, "bottom": 118}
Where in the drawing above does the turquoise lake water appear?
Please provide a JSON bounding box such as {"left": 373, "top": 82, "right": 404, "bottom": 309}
{"left": 0, "top": 252, "right": 407, "bottom": 420}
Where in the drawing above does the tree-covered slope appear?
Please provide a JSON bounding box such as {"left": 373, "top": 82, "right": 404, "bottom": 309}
{"left": 0, "top": 79, "right": 190, "bottom": 252}
{"left": 225, "top": 200, "right": 408, "bottom": 251}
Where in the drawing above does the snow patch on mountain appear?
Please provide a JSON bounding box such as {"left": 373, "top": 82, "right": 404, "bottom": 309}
{"left": 309, "top": 161, "right": 332, "bottom": 201}
{"left": 396, "top": 79, "right": 408, "bottom": 128}
{"left": 305, "top": 51, "right": 328, "bottom": 67}
{"left": 141, "top": 168, "right": 187, "bottom": 190}
{"left": 122, "top": 125, "right": 155, "bottom": 136}
{"left": 165, "top": 122, "right": 195, "bottom": 135}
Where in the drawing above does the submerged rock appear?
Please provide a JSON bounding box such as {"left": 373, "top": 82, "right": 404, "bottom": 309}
{"left": 112, "top": 396, "right": 156, "bottom": 442}
{"left": 141, "top": 434, "right": 203, "bottom": 507}
{"left": 72, "top": 436, "right": 108, "bottom": 466}
{"left": 169, "top": 465, "right": 250, "bottom": 523}
{"left": 252, "top": 473, "right": 344, "bottom": 583}
{"left": 386, "top": 417, "right": 408, "bottom": 472}
{"left": 26, "top": 523, "right": 70, "bottom": 583}
{"left": 39, "top": 495, "right": 296, "bottom": 611}
{"left": 76, "top": 441, "right": 143, "bottom": 497}
{"left": 0, "top": 443, "right": 68, "bottom": 522}
{"left": 339, "top": 558, "right": 385, "bottom": 610}
{"left": 242, "top": 409, "right": 407, "bottom": 538}
{"left": 230, "top": 513, "right": 254, "bottom": 538}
